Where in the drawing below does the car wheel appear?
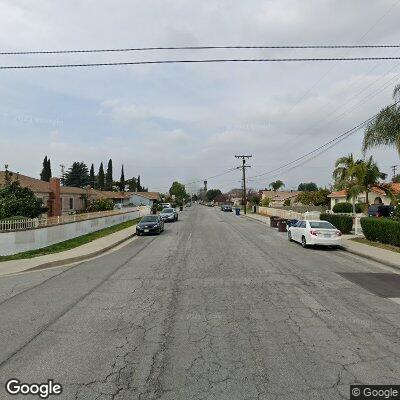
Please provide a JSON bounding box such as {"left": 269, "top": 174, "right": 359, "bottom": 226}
{"left": 301, "top": 236, "right": 307, "bottom": 248}
{"left": 137, "top": 232, "right": 141, "bottom": 236}
{"left": 288, "top": 231, "right": 292, "bottom": 242}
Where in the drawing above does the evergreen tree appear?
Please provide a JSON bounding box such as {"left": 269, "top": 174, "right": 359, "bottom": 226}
{"left": 98, "top": 163, "right": 105, "bottom": 190}
{"left": 105, "top": 159, "right": 113, "bottom": 191}
{"left": 64, "top": 162, "right": 89, "bottom": 188}
{"left": 119, "top": 165, "right": 125, "bottom": 191}
{"left": 137, "top": 175, "right": 141, "bottom": 192}
{"left": 89, "top": 164, "right": 95, "bottom": 188}
{"left": 40, "top": 156, "right": 52, "bottom": 182}
{"left": 126, "top": 177, "right": 137, "bottom": 192}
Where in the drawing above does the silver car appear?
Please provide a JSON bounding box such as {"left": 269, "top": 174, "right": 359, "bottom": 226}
{"left": 160, "top": 207, "right": 178, "bottom": 222}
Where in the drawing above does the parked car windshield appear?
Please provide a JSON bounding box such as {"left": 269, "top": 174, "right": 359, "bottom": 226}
{"left": 162, "top": 208, "right": 174, "bottom": 213}
{"left": 309, "top": 221, "right": 336, "bottom": 229}
{"left": 141, "top": 216, "right": 158, "bottom": 222}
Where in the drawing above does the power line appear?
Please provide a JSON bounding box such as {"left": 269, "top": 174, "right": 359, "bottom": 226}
{"left": 245, "top": 100, "right": 400, "bottom": 182}
{"left": 2, "top": 44, "right": 400, "bottom": 56}
{"left": 2, "top": 57, "right": 400, "bottom": 70}
{"left": 184, "top": 168, "right": 237, "bottom": 186}
{"left": 277, "top": 0, "right": 400, "bottom": 130}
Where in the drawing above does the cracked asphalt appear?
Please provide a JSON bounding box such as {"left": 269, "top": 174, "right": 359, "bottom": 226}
{"left": 0, "top": 205, "right": 400, "bottom": 399}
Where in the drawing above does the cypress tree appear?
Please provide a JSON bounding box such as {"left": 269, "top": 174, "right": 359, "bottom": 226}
{"left": 137, "top": 174, "right": 141, "bottom": 192}
{"left": 47, "top": 158, "right": 52, "bottom": 181}
{"left": 105, "top": 159, "right": 113, "bottom": 190}
{"left": 40, "top": 156, "right": 51, "bottom": 182}
{"left": 119, "top": 165, "right": 125, "bottom": 191}
{"left": 98, "top": 162, "right": 105, "bottom": 190}
{"left": 89, "top": 164, "right": 95, "bottom": 188}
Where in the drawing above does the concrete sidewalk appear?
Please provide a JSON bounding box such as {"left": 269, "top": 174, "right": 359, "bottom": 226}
{"left": 242, "top": 212, "right": 400, "bottom": 270}
{"left": 0, "top": 225, "right": 137, "bottom": 276}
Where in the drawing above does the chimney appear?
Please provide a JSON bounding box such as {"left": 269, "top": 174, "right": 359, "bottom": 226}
{"left": 48, "top": 178, "right": 62, "bottom": 217}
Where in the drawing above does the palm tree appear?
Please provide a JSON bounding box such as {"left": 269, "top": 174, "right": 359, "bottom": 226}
{"left": 354, "top": 156, "right": 386, "bottom": 206}
{"left": 362, "top": 84, "right": 400, "bottom": 155}
{"left": 333, "top": 154, "right": 358, "bottom": 213}
{"left": 269, "top": 180, "right": 285, "bottom": 191}
{"left": 332, "top": 154, "right": 355, "bottom": 189}
{"left": 333, "top": 155, "right": 387, "bottom": 212}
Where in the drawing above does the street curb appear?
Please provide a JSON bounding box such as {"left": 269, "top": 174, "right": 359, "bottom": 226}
{"left": 15, "top": 232, "right": 137, "bottom": 274}
{"left": 340, "top": 246, "right": 400, "bottom": 271}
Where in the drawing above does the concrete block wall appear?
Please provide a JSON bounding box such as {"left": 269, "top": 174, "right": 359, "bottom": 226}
{"left": 0, "top": 208, "right": 148, "bottom": 256}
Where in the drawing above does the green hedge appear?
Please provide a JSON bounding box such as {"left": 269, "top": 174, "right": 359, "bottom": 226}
{"left": 320, "top": 213, "right": 353, "bottom": 234}
{"left": 332, "top": 202, "right": 364, "bottom": 213}
{"left": 332, "top": 202, "right": 352, "bottom": 213}
{"left": 360, "top": 217, "right": 400, "bottom": 247}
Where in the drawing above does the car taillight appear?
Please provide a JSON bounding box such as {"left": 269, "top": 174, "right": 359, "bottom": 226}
{"left": 336, "top": 231, "right": 342, "bottom": 236}
{"left": 310, "top": 230, "right": 317, "bottom": 236}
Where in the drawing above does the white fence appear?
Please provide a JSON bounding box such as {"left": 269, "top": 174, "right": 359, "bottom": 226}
{"left": 258, "top": 207, "right": 321, "bottom": 221}
{"left": 0, "top": 207, "right": 143, "bottom": 232}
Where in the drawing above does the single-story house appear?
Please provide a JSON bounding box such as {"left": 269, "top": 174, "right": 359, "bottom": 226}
{"left": 261, "top": 190, "right": 301, "bottom": 206}
{"left": 0, "top": 170, "right": 159, "bottom": 216}
{"left": 327, "top": 183, "right": 400, "bottom": 210}
{"left": 126, "top": 192, "right": 161, "bottom": 207}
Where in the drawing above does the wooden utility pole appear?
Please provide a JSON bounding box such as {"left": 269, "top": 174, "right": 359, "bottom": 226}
{"left": 235, "top": 155, "right": 252, "bottom": 214}
{"left": 391, "top": 165, "right": 398, "bottom": 180}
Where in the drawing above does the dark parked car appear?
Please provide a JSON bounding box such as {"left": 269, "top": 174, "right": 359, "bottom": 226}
{"left": 368, "top": 204, "right": 394, "bottom": 218}
{"left": 136, "top": 215, "right": 164, "bottom": 236}
{"left": 221, "top": 204, "right": 233, "bottom": 212}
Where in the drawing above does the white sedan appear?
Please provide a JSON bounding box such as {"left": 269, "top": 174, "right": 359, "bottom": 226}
{"left": 288, "top": 220, "right": 342, "bottom": 248}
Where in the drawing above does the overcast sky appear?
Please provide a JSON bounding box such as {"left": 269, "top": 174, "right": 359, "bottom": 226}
{"left": 1, "top": 0, "right": 400, "bottom": 193}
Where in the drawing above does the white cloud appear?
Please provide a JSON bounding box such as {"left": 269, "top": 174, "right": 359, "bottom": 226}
{"left": 1, "top": 0, "right": 400, "bottom": 191}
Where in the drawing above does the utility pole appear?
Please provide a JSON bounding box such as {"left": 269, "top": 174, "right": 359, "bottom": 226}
{"left": 235, "top": 155, "right": 252, "bottom": 214}
{"left": 59, "top": 164, "right": 65, "bottom": 186}
{"left": 390, "top": 165, "right": 398, "bottom": 181}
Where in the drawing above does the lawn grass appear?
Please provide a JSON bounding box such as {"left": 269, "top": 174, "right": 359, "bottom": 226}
{"left": 0, "top": 218, "right": 140, "bottom": 262}
{"left": 350, "top": 237, "right": 400, "bottom": 254}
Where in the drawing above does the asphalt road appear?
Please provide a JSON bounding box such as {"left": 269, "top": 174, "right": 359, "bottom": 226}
{"left": 0, "top": 205, "right": 400, "bottom": 400}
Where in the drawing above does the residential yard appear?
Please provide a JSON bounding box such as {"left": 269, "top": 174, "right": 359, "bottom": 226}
{"left": 0, "top": 218, "right": 140, "bottom": 262}
{"left": 350, "top": 237, "right": 400, "bottom": 254}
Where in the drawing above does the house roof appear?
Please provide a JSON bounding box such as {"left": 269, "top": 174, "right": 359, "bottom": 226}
{"left": 132, "top": 192, "right": 161, "bottom": 201}
{"left": 328, "top": 183, "right": 400, "bottom": 198}
{"left": 261, "top": 190, "right": 301, "bottom": 201}
{"left": 60, "top": 186, "right": 86, "bottom": 195}
{"left": 0, "top": 171, "right": 131, "bottom": 199}
{"left": 0, "top": 171, "right": 51, "bottom": 193}
{"left": 327, "top": 190, "right": 347, "bottom": 198}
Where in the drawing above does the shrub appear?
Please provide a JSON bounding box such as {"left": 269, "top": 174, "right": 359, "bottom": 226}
{"left": 332, "top": 202, "right": 353, "bottom": 213}
{"left": 0, "top": 180, "right": 44, "bottom": 219}
{"left": 355, "top": 203, "right": 366, "bottom": 214}
{"left": 360, "top": 217, "right": 400, "bottom": 247}
{"left": 260, "top": 197, "right": 271, "bottom": 207}
{"left": 283, "top": 198, "right": 291, "bottom": 206}
{"left": 320, "top": 213, "right": 353, "bottom": 234}
{"left": 332, "top": 202, "right": 366, "bottom": 214}
{"left": 87, "top": 198, "right": 114, "bottom": 212}
{"left": 0, "top": 215, "right": 29, "bottom": 221}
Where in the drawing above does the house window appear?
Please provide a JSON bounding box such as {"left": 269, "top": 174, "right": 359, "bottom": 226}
{"left": 69, "top": 198, "right": 74, "bottom": 210}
